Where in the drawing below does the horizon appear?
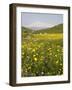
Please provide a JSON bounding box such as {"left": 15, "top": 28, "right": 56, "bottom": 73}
{"left": 22, "top": 23, "right": 63, "bottom": 31}
{"left": 21, "top": 12, "right": 63, "bottom": 30}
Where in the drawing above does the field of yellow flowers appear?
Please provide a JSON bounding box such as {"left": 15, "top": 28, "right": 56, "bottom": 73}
{"left": 21, "top": 33, "right": 63, "bottom": 77}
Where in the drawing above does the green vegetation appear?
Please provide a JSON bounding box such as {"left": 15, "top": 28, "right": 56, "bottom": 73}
{"left": 21, "top": 24, "right": 63, "bottom": 77}
{"left": 34, "top": 24, "right": 63, "bottom": 34}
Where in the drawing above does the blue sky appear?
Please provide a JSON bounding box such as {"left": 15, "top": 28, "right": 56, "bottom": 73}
{"left": 21, "top": 12, "right": 63, "bottom": 30}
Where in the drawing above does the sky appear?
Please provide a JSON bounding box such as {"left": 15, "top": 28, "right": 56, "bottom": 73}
{"left": 21, "top": 12, "right": 63, "bottom": 30}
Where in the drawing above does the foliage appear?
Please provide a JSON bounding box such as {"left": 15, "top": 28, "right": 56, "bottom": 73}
{"left": 21, "top": 24, "right": 63, "bottom": 77}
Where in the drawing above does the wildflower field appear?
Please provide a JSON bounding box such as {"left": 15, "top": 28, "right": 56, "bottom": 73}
{"left": 21, "top": 24, "right": 63, "bottom": 77}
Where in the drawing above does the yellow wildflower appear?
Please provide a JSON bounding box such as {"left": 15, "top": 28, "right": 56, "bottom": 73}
{"left": 33, "top": 55, "right": 36, "bottom": 57}
{"left": 59, "top": 69, "right": 62, "bottom": 71}
{"left": 25, "top": 69, "right": 27, "bottom": 72}
{"left": 57, "top": 49, "right": 59, "bottom": 52}
{"left": 55, "top": 55, "right": 57, "bottom": 57}
{"left": 28, "top": 67, "right": 31, "bottom": 70}
{"left": 56, "top": 61, "right": 58, "bottom": 64}
{"left": 32, "top": 49, "right": 35, "bottom": 52}
{"left": 28, "top": 48, "right": 32, "bottom": 50}
{"left": 34, "top": 57, "right": 37, "bottom": 61}
{"left": 49, "top": 53, "right": 52, "bottom": 55}
{"left": 36, "top": 53, "right": 38, "bottom": 55}
{"left": 48, "top": 48, "right": 51, "bottom": 51}
{"left": 60, "top": 63, "right": 62, "bottom": 66}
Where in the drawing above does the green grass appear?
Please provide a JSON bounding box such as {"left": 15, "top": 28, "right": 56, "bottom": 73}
{"left": 21, "top": 24, "right": 63, "bottom": 77}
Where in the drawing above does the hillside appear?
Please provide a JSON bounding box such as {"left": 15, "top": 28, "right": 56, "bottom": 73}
{"left": 22, "top": 24, "right": 63, "bottom": 34}
{"left": 22, "top": 27, "right": 32, "bottom": 33}
{"left": 33, "top": 24, "right": 63, "bottom": 34}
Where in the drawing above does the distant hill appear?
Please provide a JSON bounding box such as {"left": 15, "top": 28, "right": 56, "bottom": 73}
{"left": 22, "top": 24, "right": 63, "bottom": 34}
{"left": 22, "top": 27, "right": 32, "bottom": 33}
{"left": 33, "top": 24, "right": 63, "bottom": 34}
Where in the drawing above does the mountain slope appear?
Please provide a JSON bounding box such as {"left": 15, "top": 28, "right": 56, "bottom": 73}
{"left": 22, "top": 27, "right": 32, "bottom": 33}
{"left": 33, "top": 24, "right": 63, "bottom": 34}
{"left": 22, "top": 24, "right": 63, "bottom": 34}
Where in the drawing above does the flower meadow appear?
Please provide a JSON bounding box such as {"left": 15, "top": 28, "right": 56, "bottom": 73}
{"left": 21, "top": 26, "right": 63, "bottom": 77}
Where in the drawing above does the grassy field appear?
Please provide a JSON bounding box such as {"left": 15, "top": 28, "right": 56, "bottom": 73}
{"left": 21, "top": 24, "right": 63, "bottom": 77}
